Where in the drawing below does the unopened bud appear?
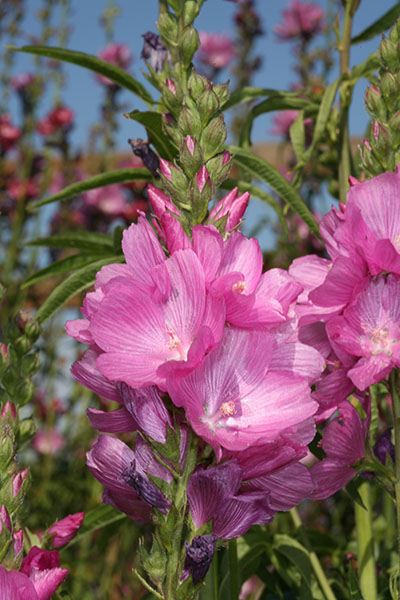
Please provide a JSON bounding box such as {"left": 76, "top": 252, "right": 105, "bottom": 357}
{"left": 389, "top": 111, "right": 400, "bottom": 146}
{"left": 178, "top": 105, "right": 202, "bottom": 138}
{"left": 24, "top": 320, "right": 41, "bottom": 343}
{"left": 380, "top": 71, "right": 400, "bottom": 112}
{"left": 161, "top": 114, "right": 183, "bottom": 148}
{"left": 17, "top": 419, "right": 36, "bottom": 447}
{"left": 0, "top": 423, "right": 15, "bottom": 469}
{"left": 162, "top": 79, "right": 184, "bottom": 116}
{"left": 180, "top": 137, "right": 204, "bottom": 178}
{"left": 205, "top": 151, "right": 232, "bottom": 187}
{"left": 197, "top": 166, "right": 210, "bottom": 193}
{"left": 15, "top": 378, "right": 35, "bottom": 406}
{"left": 364, "top": 86, "right": 386, "bottom": 121}
{"left": 13, "top": 529, "right": 23, "bottom": 558}
{"left": 201, "top": 115, "right": 227, "bottom": 161}
{"left": 12, "top": 468, "right": 28, "bottom": 498}
{"left": 1, "top": 402, "right": 17, "bottom": 422}
{"left": 208, "top": 187, "right": 250, "bottom": 232}
{"left": 183, "top": 0, "right": 200, "bottom": 26}
{"left": 190, "top": 170, "right": 212, "bottom": 223}
{"left": 48, "top": 512, "right": 85, "bottom": 548}
{"left": 157, "top": 12, "right": 179, "bottom": 46}
{"left": 14, "top": 335, "right": 31, "bottom": 357}
{"left": 213, "top": 82, "right": 230, "bottom": 107}
{"left": 379, "top": 35, "right": 399, "bottom": 72}
{"left": 197, "top": 88, "right": 220, "bottom": 126}
{"left": 21, "top": 351, "right": 40, "bottom": 377}
{"left": 180, "top": 26, "right": 200, "bottom": 67}
{"left": 188, "top": 70, "right": 208, "bottom": 100}
{"left": 0, "top": 505, "right": 11, "bottom": 532}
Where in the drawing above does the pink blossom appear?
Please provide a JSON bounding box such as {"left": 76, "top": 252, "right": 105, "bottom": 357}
{"left": 197, "top": 32, "right": 235, "bottom": 70}
{"left": 0, "top": 114, "right": 21, "bottom": 152}
{"left": 208, "top": 187, "right": 249, "bottom": 232}
{"left": 37, "top": 107, "right": 74, "bottom": 136}
{"left": 11, "top": 73, "right": 35, "bottom": 91}
{"left": 48, "top": 512, "right": 85, "bottom": 548}
{"left": 32, "top": 428, "right": 65, "bottom": 455}
{"left": 270, "top": 110, "right": 313, "bottom": 140}
{"left": 96, "top": 43, "right": 132, "bottom": 86}
{"left": 19, "top": 546, "right": 68, "bottom": 600}
{"left": 274, "top": 1, "right": 325, "bottom": 41}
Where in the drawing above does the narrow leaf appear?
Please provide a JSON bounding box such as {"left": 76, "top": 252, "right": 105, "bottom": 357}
{"left": 26, "top": 232, "right": 114, "bottom": 252}
{"left": 126, "top": 110, "right": 177, "bottom": 161}
{"left": 289, "top": 110, "right": 306, "bottom": 164}
{"left": 61, "top": 505, "right": 126, "bottom": 550}
{"left": 22, "top": 254, "right": 105, "bottom": 289}
{"left": 11, "top": 45, "right": 155, "bottom": 104}
{"left": 36, "top": 256, "right": 124, "bottom": 323}
{"left": 220, "top": 178, "right": 288, "bottom": 234}
{"left": 31, "top": 168, "right": 152, "bottom": 209}
{"left": 239, "top": 96, "right": 318, "bottom": 148}
{"left": 273, "top": 534, "right": 313, "bottom": 592}
{"left": 350, "top": 52, "right": 380, "bottom": 82}
{"left": 304, "top": 79, "right": 339, "bottom": 159}
{"left": 222, "top": 87, "right": 299, "bottom": 111}
{"left": 227, "top": 145, "right": 321, "bottom": 238}
{"left": 351, "top": 4, "right": 400, "bottom": 44}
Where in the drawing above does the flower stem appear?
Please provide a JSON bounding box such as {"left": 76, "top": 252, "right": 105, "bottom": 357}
{"left": 338, "top": 0, "right": 359, "bottom": 203}
{"left": 229, "top": 538, "right": 239, "bottom": 600}
{"left": 390, "top": 369, "right": 400, "bottom": 563}
{"left": 355, "top": 480, "right": 377, "bottom": 600}
{"left": 290, "top": 507, "right": 336, "bottom": 600}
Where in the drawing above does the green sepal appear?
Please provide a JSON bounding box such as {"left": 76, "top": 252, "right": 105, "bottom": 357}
{"left": 197, "top": 88, "right": 220, "bottom": 126}
{"left": 151, "top": 423, "right": 182, "bottom": 469}
{"left": 206, "top": 152, "right": 232, "bottom": 187}
{"left": 201, "top": 115, "right": 227, "bottom": 161}
{"left": 16, "top": 419, "right": 36, "bottom": 449}
{"left": 159, "top": 503, "right": 180, "bottom": 552}
{"left": 158, "top": 11, "right": 179, "bottom": 46}
{"left": 21, "top": 352, "right": 40, "bottom": 377}
{"left": 178, "top": 105, "right": 202, "bottom": 138}
{"left": 146, "top": 472, "right": 176, "bottom": 503}
{"left": 162, "top": 114, "right": 184, "bottom": 149}
{"left": 213, "top": 82, "right": 230, "bottom": 107}
{"left": 190, "top": 175, "right": 213, "bottom": 224}
{"left": 188, "top": 71, "right": 208, "bottom": 100}
{"left": 180, "top": 137, "right": 205, "bottom": 178}
{"left": 183, "top": 0, "right": 200, "bottom": 26}
{"left": 159, "top": 169, "right": 190, "bottom": 207}
{"left": 180, "top": 27, "right": 200, "bottom": 67}
{"left": 15, "top": 379, "right": 35, "bottom": 406}
{"left": 0, "top": 424, "right": 15, "bottom": 470}
{"left": 380, "top": 71, "right": 400, "bottom": 112}
{"left": 379, "top": 36, "right": 399, "bottom": 72}
{"left": 141, "top": 535, "right": 167, "bottom": 586}
{"left": 162, "top": 80, "right": 184, "bottom": 117}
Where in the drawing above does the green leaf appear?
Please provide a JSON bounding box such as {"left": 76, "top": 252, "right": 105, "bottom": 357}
{"left": 351, "top": 4, "right": 400, "bottom": 44}
{"left": 289, "top": 110, "right": 306, "bottom": 164}
{"left": 26, "top": 231, "right": 114, "bottom": 252}
{"left": 30, "top": 168, "right": 152, "bottom": 209}
{"left": 239, "top": 96, "right": 318, "bottom": 148}
{"left": 304, "top": 79, "right": 340, "bottom": 159}
{"left": 126, "top": 110, "right": 177, "bottom": 161}
{"left": 61, "top": 504, "right": 126, "bottom": 551}
{"left": 221, "top": 87, "right": 299, "bottom": 111}
{"left": 344, "top": 478, "right": 367, "bottom": 510}
{"left": 36, "top": 256, "right": 124, "bottom": 323}
{"left": 21, "top": 254, "right": 105, "bottom": 289}
{"left": 350, "top": 52, "right": 380, "bottom": 82}
{"left": 273, "top": 534, "right": 313, "bottom": 593}
{"left": 227, "top": 145, "right": 321, "bottom": 238}
{"left": 220, "top": 178, "right": 288, "bottom": 235}
{"left": 11, "top": 45, "right": 155, "bottom": 105}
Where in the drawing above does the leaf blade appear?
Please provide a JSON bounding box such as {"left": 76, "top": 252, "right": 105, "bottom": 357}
{"left": 351, "top": 4, "right": 400, "bottom": 44}
{"left": 26, "top": 232, "right": 114, "bottom": 252}
{"left": 31, "top": 168, "right": 152, "bottom": 209}
{"left": 11, "top": 45, "right": 155, "bottom": 104}
{"left": 22, "top": 254, "right": 105, "bottom": 289}
{"left": 126, "top": 111, "right": 177, "bottom": 161}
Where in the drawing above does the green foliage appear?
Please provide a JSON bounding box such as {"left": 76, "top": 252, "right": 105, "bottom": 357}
{"left": 351, "top": 4, "right": 400, "bottom": 44}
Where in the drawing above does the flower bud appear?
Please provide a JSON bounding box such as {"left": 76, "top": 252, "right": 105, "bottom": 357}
{"left": 17, "top": 419, "right": 36, "bottom": 447}
{"left": 379, "top": 35, "right": 399, "bottom": 72}
{"left": 162, "top": 79, "right": 184, "bottom": 116}
{"left": 179, "top": 136, "right": 204, "bottom": 178}
{"left": 205, "top": 150, "right": 232, "bottom": 186}
{"left": 190, "top": 170, "right": 213, "bottom": 223}
{"left": 213, "top": 82, "right": 230, "bottom": 107}
{"left": 21, "top": 351, "right": 40, "bottom": 377}
{"left": 12, "top": 468, "right": 28, "bottom": 498}
{"left": 188, "top": 71, "right": 208, "bottom": 100}
{"left": 208, "top": 187, "right": 250, "bottom": 232}
{"left": 197, "top": 166, "right": 210, "bottom": 193}
{"left": 0, "top": 423, "right": 15, "bottom": 470}
{"left": 197, "top": 87, "right": 220, "bottom": 126}
{"left": 0, "top": 505, "right": 11, "bottom": 533}
{"left": 178, "top": 105, "right": 202, "bottom": 138}
{"left": 1, "top": 402, "right": 17, "bottom": 422}
{"left": 180, "top": 26, "right": 200, "bottom": 67}
{"left": 161, "top": 114, "right": 183, "bottom": 148}
{"left": 200, "top": 115, "right": 227, "bottom": 161}
{"left": 15, "top": 378, "right": 35, "bottom": 406}
{"left": 157, "top": 12, "right": 178, "bottom": 46}
{"left": 13, "top": 529, "right": 23, "bottom": 559}
{"left": 364, "top": 86, "right": 387, "bottom": 121}
{"left": 24, "top": 319, "right": 41, "bottom": 343}
{"left": 183, "top": 0, "right": 200, "bottom": 26}
{"left": 48, "top": 512, "right": 85, "bottom": 547}
{"left": 380, "top": 71, "right": 400, "bottom": 112}
{"left": 14, "top": 335, "right": 31, "bottom": 357}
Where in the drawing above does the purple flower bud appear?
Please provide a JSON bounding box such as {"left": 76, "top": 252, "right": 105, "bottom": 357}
{"left": 128, "top": 138, "right": 160, "bottom": 176}
{"left": 166, "top": 78, "right": 176, "bottom": 94}
{"left": 13, "top": 529, "right": 23, "bottom": 557}
{"left": 373, "top": 428, "right": 395, "bottom": 465}
{"left": 197, "top": 166, "right": 210, "bottom": 193}
{"left": 182, "top": 534, "right": 217, "bottom": 584}
{"left": 141, "top": 32, "right": 169, "bottom": 73}
{"left": 48, "top": 512, "right": 85, "bottom": 548}
{"left": 1, "top": 402, "right": 17, "bottom": 421}
{"left": 120, "top": 459, "right": 170, "bottom": 513}
{"left": 0, "top": 505, "right": 11, "bottom": 532}
{"left": 185, "top": 135, "right": 195, "bottom": 156}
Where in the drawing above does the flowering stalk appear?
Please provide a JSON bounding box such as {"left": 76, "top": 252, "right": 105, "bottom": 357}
{"left": 337, "top": 0, "right": 359, "bottom": 204}
{"left": 390, "top": 369, "right": 400, "bottom": 564}
{"left": 355, "top": 481, "right": 377, "bottom": 600}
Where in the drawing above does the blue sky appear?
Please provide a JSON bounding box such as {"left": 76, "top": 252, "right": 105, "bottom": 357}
{"left": 7, "top": 0, "right": 398, "bottom": 152}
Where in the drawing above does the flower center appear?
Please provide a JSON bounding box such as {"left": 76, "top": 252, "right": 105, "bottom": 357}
{"left": 232, "top": 280, "right": 247, "bottom": 294}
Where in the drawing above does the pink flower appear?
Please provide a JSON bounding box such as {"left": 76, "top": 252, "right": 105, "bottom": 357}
{"left": 274, "top": 1, "right": 325, "bottom": 41}
{"left": 0, "top": 114, "right": 21, "bottom": 152}
{"left": 48, "top": 512, "right": 85, "bottom": 548}
{"left": 32, "top": 428, "right": 65, "bottom": 455}
{"left": 270, "top": 110, "right": 313, "bottom": 140}
{"left": 197, "top": 32, "right": 235, "bottom": 70}
{"left": 11, "top": 73, "right": 35, "bottom": 92}
{"left": 37, "top": 107, "right": 74, "bottom": 136}
{"left": 208, "top": 187, "right": 249, "bottom": 232}
{"left": 96, "top": 43, "right": 132, "bottom": 86}
{"left": 18, "top": 546, "right": 68, "bottom": 600}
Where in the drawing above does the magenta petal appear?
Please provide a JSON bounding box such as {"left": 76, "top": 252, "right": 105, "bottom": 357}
{"left": 309, "top": 255, "right": 367, "bottom": 309}
{"left": 0, "top": 566, "right": 38, "bottom": 600}
{"left": 65, "top": 319, "right": 92, "bottom": 344}
{"left": 122, "top": 216, "right": 166, "bottom": 287}
{"left": 269, "top": 341, "right": 325, "bottom": 383}
{"left": 192, "top": 225, "right": 223, "bottom": 282}
{"left": 309, "top": 460, "right": 356, "bottom": 500}
{"left": 119, "top": 384, "right": 171, "bottom": 442}
{"left": 250, "top": 463, "right": 313, "bottom": 511}
{"left": 86, "top": 435, "right": 135, "bottom": 494}
{"left": 102, "top": 488, "right": 151, "bottom": 522}
{"left": 212, "top": 492, "right": 273, "bottom": 539}
{"left": 30, "top": 568, "right": 68, "bottom": 600}
{"left": 71, "top": 347, "right": 122, "bottom": 403}
{"left": 87, "top": 407, "right": 138, "bottom": 433}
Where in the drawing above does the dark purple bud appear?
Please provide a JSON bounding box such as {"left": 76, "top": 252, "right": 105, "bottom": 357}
{"left": 373, "top": 428, "right": 395, "bottom": 465}
{"left": 120, "top": 459, "right": 170, "bottom": 513}
{"left": 128, "top": 138, "right": 160, "bottom": 177}
{"left": 183, "top": 534, "right": 217, "bottom": 584}
{"left": 141, "top": 32, "right": 169, "bottom": 74}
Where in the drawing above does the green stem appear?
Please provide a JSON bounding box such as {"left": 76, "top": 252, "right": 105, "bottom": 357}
{"left": 338, "top": 0, "right": 358, "bottom": 203}
{"left": 390, "top": 369, "right": 400, "bottom": 563}
{"left": 355, "top": 480, "right": 377, "bottom": 600}
{"left": 290, "top": 507, "right": 336, "bottom": 600}
{"left": 229, "top": 539, "right": 239, "bottom": 600}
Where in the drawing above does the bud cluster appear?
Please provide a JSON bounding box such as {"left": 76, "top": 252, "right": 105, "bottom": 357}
{"left": 361, "top": 18, "right": 400, "bottom": 175}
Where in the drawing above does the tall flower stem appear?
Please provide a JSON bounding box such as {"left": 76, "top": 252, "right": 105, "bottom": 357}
{"left": 390, "top": 369, "right": 400, "bottom": 563}
{"left": 355, "top": 481, "right": 377, "bottom": 600}
{"left": 337, "top": 0, "right": 359, "bottom": 203}
{"left": 229, "top": 539, "right": 239, "bottom": 600}
{"left": 290, "top": 507, "right": 336, "bottom": 600}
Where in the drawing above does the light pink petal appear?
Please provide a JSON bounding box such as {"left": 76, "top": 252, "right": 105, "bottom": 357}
{"left": 71, "top": 347, "right": 122, "bottom": 402}
{"left": 122, "top": 215, "right": 166, "bottom": 286}
{"left": 218, "top": 232, "right": 262, "bottom": 293}
{"left": 94, "top": 263, "right": 132, "bottom": 289}
{"left": 30, "top": 568, "right": 68, "bottom": 600}
{"left": 192, "top": 224, "right": 223, "bottom": 282}
{"left": 289, "top": 254, "right": 331, "bottom": 300}
{"left": 0, "top": 566, "right": 38, "bottom": 600}
{"left": 309, "top": 255, "right": 367, "bottom": 309}
{"left": 250, "top": 462, "right": 313, "bottom": 511}
{"left": 65, "top": 319, "right": 92, "bottom": 343}
{"left": 348, "top": 355, "right": 393, "bottom": 390}
{"left": 161, "top": 212, "right": 191, "bottom": 254}
{"left": 269, "top": 341, "right": 325, "bottom": 383}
